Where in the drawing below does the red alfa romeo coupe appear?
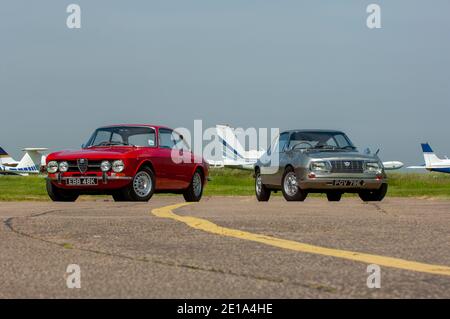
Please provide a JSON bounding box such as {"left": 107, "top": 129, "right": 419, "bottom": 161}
{"left": 45, "top": 125, "right": 208, "bottom": 202}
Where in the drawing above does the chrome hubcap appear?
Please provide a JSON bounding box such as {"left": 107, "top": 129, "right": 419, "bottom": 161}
{"left": 256, "top": 174, "right": 262, "bottom": 195}
{"left": 193, "top": 172, "right": 202, "bottom": 197}
{"left": 133, "top": 171, "right": 152, "bottom": 197}
{"left": 284, "top": 172, "right": 298, "bottom": 196}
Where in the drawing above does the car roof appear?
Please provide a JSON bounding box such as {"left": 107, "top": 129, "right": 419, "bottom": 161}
{"left": 281, "top": 129, "right": 346, "bottom": 135}
{"left": 97, "top": 124, "right": 171, "bottom": 130}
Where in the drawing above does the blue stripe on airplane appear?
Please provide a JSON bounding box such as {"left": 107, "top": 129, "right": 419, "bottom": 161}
{"left": 431, "top": 167, "right": 450, "bottom": 174}
{"left": 218, "top": 137, "right": 245, "bottom": 160}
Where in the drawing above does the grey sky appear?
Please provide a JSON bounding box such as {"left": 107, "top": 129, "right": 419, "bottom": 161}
{"left": 1, "top": 0, "right": 449, "bottom": 165}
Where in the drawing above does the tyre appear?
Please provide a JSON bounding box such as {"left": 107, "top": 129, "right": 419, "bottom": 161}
{"left": 326, "top": 192, "right": 342, "bottom": 202}
{"left": 281, "top": 167, "right": 308, "bottom": 201}
{"left": 358, "top": 183, "right": 388, "bottom": 202}
{"left": 115, "top": 167, "right": 155, "bottom": 202}
{"left": 183, "top": 169, "right": 204, "bottom": 202}
{"left": 255, "top": 169, "right": 271, "bottom": 201}
{"left": 112, "top": 191, "right": 128, "bottom": 202}
{"left": 46, "top": 179, "right": 79, "bottom": 202}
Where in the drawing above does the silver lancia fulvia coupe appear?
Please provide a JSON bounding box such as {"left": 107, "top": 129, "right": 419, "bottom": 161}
{"left": 254, "top": 130, "right": 387, "bottom": 202}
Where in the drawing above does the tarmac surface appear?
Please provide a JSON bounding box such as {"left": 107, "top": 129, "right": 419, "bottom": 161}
{"left": 0, "top": 196, "right": 449, "bottom": 298}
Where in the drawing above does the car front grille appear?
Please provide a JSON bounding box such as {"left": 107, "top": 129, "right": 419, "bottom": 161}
{"left": 67, "top": 160, "right": 102, "bottom": 173}
{"left": 330, "top": 160, "right": 364, "bottom": 173}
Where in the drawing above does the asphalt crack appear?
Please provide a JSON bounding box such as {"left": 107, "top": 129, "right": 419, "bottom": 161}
{"left": 2, "top": 209, "right": 339, "bottom": 295}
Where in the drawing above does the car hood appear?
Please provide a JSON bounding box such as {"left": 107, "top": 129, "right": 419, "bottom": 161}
{"left": 48, "top": 147, "right": 136, "bottom": 161}
{"left": 301, "top": 150, "right": 379, "bottom": 161}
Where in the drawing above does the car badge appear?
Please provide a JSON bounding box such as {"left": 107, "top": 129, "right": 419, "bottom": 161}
{"left": 344, "top": 161, "right": 351, "bottom": 167}
{"left": 77, "top": 158, "right": 88, "bottom": 173}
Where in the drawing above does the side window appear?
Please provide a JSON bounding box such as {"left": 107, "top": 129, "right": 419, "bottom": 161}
{"left": 159, "top": 129, "right": 175, "bottom": 149}
{"left": 278, "top": 133, "right": 289, "bottom": 152}
{"left": 172, "top": 132, "right": 190, "bottom": 151}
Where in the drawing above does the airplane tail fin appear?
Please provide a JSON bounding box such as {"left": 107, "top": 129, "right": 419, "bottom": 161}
{"left": 16, "top": 148, "right": 48, "bottom": 172}
{"left": 216, "top": 125, "right": 247, "bottom": 161}
{"left": 0, "top": 146, "right": 16, "bottom": 165}
{"left": 421, "top": 143, "right": 442, "bottom": 167}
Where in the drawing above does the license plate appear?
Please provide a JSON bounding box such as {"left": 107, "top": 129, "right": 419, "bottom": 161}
{"left": 332, "top": 180, "right": 364, "bottom": 187}
{"left": 66, "top": 177, "right": 98, "bottom": 186}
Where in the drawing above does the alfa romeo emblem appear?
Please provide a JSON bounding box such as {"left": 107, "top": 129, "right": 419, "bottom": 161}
{"left": 77, "top": 158, "right": 88, "bottom": 173}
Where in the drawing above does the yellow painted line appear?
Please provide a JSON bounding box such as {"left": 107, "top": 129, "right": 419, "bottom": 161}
{"left": 152, "top": 203, "right": 450, "bottom": 277}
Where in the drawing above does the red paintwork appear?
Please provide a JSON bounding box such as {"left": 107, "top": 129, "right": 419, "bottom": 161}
{"left": 46, "top": 125, "right": 208, "bottom": 191}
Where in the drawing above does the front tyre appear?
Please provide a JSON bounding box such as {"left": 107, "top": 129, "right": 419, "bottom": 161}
{"left": 183, "top": 169, "right": 204, "bottom": 202}
{"left": 358, "top": 183, "right": 388, "bottom": 202}
{"left": 115, "top": 167, "right": 155, "bottom": 202}
{"left": 255, "top": 170, "right": 270, "bottom": 201}
{"left": 326, "top": 192, "right": 342, "bottom": 202}
{"left": 281, "top": 167, "right": 308, "bottom": 201}
{"left": 46, "top": 179, "right": 79, "bottom": 202}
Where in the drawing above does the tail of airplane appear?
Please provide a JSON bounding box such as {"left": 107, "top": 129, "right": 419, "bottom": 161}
{"left": 0, "top": 146, "right": 17, "bottom": 165}
{"left": 216, "top": 125, "right": 264, "bottom": 162}
{"left": 421, "top": 143, "right": 443, "bottom": 167}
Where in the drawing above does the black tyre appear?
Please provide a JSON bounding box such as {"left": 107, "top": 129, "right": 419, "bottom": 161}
{"left": 183, "top": 169, "right": 204, "bottom": 202}
{"left": 281, "top": 167, "right": 308, "bottom": 201}
{"left": 326, "top": 192, "right": 342, "bottom": 202}
{"left": 116, "top": 167, "right": 155, "bottom": 202}
{"left": 112, "top": 191, "right": 128, "bottom": 202}
{"left": 255, "top": 169, "right": 271, "bottom": 201}
{"left": 46, "top": 179, "right": 79, "bottom": 202}
{"left": 358, "top": 183, "right": 388, "bottom": 202}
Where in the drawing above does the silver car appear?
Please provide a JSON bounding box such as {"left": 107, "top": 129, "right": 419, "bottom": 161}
{"left": 255, "top": 130, "right": 388, "bottom": 202}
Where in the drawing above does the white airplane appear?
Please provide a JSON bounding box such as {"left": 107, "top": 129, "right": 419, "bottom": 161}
{"left": 207, "top": 125, "right": 403, "bottom": 171}
{"left": 408, "top": 143, "right": 450, "bottom": 174}
{"left": 206, "top": 125, "right": 265, "bottom": 170}
{"left": 0, "top": 146, "right": 48, "bottom": 176}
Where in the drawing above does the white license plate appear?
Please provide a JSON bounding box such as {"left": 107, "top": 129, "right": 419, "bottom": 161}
{"left": 332, "top": 180, "right": 364, "bottom": 187}
{"left": 66, "top": 177, "right": 98, "bottom": 186}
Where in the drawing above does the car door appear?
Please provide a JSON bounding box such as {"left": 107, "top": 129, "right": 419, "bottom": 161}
{"left": 156, "top": 128, "right": 189, "bottom": 189}
{"left": 261, "top": 132, "right": 290, "bottom": 186}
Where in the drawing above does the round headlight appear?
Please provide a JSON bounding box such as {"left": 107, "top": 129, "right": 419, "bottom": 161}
{"left": 365, "top": 162, "right": 382, "bottom": 173}
{"left": 310, "top": 161, "right": 331, "bottom": 172}
{"left": 47, "top": 161, "right": 59, "bottom": 174}
{"left": 101, "top": 161, "right": 111, "bottom": 172}
{"left": 59, "top": 161, "right": 69, "bottom": 173}
{"left": 112, "top": 160, "right": 125, "bottom": 173}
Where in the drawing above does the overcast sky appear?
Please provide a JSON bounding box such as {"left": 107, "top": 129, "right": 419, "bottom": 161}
{"left": 1, "top": 0, "right": 449, "bottom": 165}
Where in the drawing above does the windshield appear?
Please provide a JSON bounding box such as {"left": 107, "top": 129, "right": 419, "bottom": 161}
{"left": 85, "top": 126, "right": 156, "bottom": 148}
{"left": 288, "top": 131, "right": 355, "bottom": 151}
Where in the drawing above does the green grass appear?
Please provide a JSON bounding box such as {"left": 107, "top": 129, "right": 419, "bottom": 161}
{"left": 1, "top": 170, "right": 450, "bottom": 201}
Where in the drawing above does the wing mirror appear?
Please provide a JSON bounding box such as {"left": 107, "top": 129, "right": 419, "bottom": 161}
{"left": 81, "top": 143, "right": 86, "bottom": 149}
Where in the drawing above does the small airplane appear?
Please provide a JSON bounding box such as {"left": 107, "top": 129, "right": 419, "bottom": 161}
{"left": 408, "top": 143, "right": 450, "bottom": 174}
{"left": 207, "top": 125, "right": 404, "bottom": 171}
{"left": 0, "top": 146, "right": 48, "bottom": 176}
{"left": 206, "top": 125, "right": 265, "bottom": 170}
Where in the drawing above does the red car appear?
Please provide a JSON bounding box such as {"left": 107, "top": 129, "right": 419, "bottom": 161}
{"left": 46, "top": 125, "right": 208, "bottom": 202}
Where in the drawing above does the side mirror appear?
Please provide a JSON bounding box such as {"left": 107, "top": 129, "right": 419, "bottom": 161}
{"left": 364, "top": 147, "right": 371, "bottom": 155}
{"left": 81, "top": 144, "right": 86, "bottom": 149}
